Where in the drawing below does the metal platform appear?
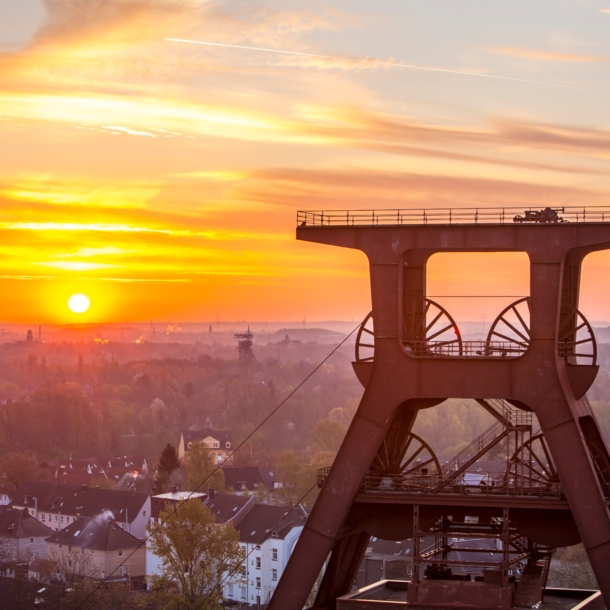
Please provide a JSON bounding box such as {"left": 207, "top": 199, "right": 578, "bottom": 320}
{"left": 336, "top": 581, "right": 603, "bottom": 610}
{"left": 297, "top": 206, "right": 610, "bottom": 226}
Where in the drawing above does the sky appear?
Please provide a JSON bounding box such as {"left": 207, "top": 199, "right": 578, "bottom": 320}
{"left": 0, "top": 0, "right": 609, "bottom": 325}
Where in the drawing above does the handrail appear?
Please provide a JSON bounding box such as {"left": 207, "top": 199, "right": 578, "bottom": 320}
{"left": 297, "top": 206, "right": 610, "bottom": 227}
{"left": 441, "top": 420, "right": 506, "bottom": 476}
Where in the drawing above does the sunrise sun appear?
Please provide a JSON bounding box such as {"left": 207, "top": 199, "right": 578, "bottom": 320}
{"left": 68, "top": 293, "right": 90, "bottom": 314}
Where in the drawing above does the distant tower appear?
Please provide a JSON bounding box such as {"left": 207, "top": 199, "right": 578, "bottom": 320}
{"left": 38, "top": 326, "right": 41, "bottom": 341}
{"left": 209, "top": 324, "right": 213, "bottom": 333}
{"left": 234, "top": 327, "right": 257, "bottom": 362}
{"left": 26, "top": 329, "right": 33, "bottom": 342}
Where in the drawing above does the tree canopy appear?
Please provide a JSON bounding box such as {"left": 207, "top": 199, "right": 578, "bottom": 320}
{"left": 147, "top": 499, "right": 245, "bottom": 610}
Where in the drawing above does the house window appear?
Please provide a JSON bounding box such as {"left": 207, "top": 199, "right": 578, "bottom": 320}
{"left": 272, "top": 568, "right": 278, "bottom": 581}
{"left": 256, "top": 577, "right": 261, "bottom": 589}
{"left": 60, "top": 516, "right": 64, "bottom": 523}
{"left": 118, "top": 566, "right": 123, "bottom": 576}
{"left": 143, "top": 511, "right": 147, "bottom": 518}
{"left": 91, "top": 549, "right": 94, "bottom": 554}
{"left": 188, "top": 442, "right": 193, "bottom": 449}
{"left": 240, "top": 566, "right": 246, "bottom": 577}
{"left": 213, "top": 443, "right": 219, "bottom": 448}
{"left": 271, "top": 548, "right": 277, "bottom": 561}
{"left": 58, "top": 544, "right": 62, "bottom": 549}
{"left": 255, "top": 557, "right": 261, "bottom": 569}
{"left": 255, "top": 545, "right": 261, "bottom": 550}
{"left": 41, "top": 514, "right": 45, "bottom": 522}
{"left": 29, "top": 537, "right": 34, "bottom": 544}
{"left": 228, "top": 584, "right": 234, "bottom": 597}
{"left": 118, "top": 550, "right": 124, "bottom": 557}
{"left": 241, "top": 586, "right": 246, "bottom": 599}
{"left": 226, "top": 442, "right": 231, "bottom": 449}
{"left": 55, "top": 516, "right": 58, "bottom": 522}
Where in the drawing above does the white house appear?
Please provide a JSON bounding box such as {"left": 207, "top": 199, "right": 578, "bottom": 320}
{"left": 0, "top": 507, "right": 53, "bottom": 577}
{"left": 225, "top": 503, "right": 307, "bottom": 606}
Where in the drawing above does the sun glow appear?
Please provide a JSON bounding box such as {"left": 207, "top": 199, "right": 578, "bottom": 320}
{"left": 68, "top": 293, "right": 91, "bottom": 314}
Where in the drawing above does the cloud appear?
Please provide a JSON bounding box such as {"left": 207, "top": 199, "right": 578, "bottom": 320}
{"left": 34, "top": 0, "right": 204, "bottom": 48}
{"left": 293, "top": 108, "right": 610, "bottom": 168}
{"left": 600, "top": 9, "right": 610, "bottom": 14}
{"left": 234, "top": 167, "right": 608, "bottom": 211}
{"left": 487, "top": 46, "right": 607, "bottom": 63}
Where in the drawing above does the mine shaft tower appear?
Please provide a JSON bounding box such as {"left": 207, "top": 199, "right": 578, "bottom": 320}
{"left": 269, "top": 206, "right": 610, "bottom": 610}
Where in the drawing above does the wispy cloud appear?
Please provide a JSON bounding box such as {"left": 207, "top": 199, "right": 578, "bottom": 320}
{"left": 487, "top": 46, "right": 607, "bottom": 63}
{"left": 600, "top": 8, "right": 610, "bottom": 14}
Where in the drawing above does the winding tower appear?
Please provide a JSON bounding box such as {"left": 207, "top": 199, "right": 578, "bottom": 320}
{"left": 269, "top": 207, "right": 610, "bottom": 610}
{"left": 234, "top": 327, "right": 257, "bottom": 363}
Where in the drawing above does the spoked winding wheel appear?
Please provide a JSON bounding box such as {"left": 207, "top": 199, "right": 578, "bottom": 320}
{"left": 371, "top": 417, "right": 441, "bottom": 478}
{"left": 507, "top": 432, "right": 562, "bottom": 494}
{"left": 403, "top": 298, "right": 463, "bottom": 356}
{"left": 557, "top": 306, "right": 597, "bottom": 365}
{"left": 486, "top": 297, "right": 530, "bottom": 356}
{"left": 486, "top": 297, "right": 596, "bottom": 364}
{"left": 355, "top": 311, "right": 375, "bottom": 363}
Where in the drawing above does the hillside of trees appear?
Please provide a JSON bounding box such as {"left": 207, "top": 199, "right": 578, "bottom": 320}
{"left": 2, "top": 337, "right": 610, "bottom": 490}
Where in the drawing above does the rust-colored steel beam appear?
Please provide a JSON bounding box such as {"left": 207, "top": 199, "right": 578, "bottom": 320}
{"left": 268, "top": 213, "right": 610, "bottom": 609}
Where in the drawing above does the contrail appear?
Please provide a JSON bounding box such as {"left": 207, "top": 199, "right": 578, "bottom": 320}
{"left": 165, "top": 38, "right": 590, "bottom": 90}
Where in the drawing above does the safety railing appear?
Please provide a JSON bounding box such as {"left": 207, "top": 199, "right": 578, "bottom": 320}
{"left": 405, "top": 340, "right": 525, "bottom": 358}
{"left": 317, "top": 467, "right": 566, "bottom": 498}
{"left": 297, "top": 206, "right": 610, "bottom": 227}
{"left": 359, "top": 472, "right": 566, "bottom": 500}
{"left": 483, "top": 398, "right": 531, "bottom": 428}
{"left": 441, "top": 421, "right": 506, "bottom": 476}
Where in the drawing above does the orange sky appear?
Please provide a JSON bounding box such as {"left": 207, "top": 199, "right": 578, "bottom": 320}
{"left": 0, "top": 1, "right": 609, "bottom": 324}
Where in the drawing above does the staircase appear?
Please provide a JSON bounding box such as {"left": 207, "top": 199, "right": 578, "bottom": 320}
{"left": 440, "top": 420, "right": 508, "bottom": 479}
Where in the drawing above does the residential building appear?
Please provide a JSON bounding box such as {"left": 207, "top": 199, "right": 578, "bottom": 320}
{"left": 222, "top": 466, "right": 283, "bottom": 503}
{"left": 11, "top": 481, "right": 150, "bottom": 539}
{"left": 178, "top": 429, "right": 233, "bottom": 464}
{"left": 0, "top": 507, "right": 52, "bottom": 577}
{"left": 45, "top": 515, "right": 146, "bottom": 589}
{"left": 226, "top": 503, "right": 307, "bottom": 606}
{"left": 149, "top": 488, "right": 207, "bottom": 524}
{"left": 146, "top": 490, "right": 257, "bottom": 579}
{"left": 46, "top": 455, "right": 149, "bottom": 488}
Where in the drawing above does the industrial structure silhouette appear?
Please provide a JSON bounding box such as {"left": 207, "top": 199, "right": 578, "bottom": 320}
{"left": 269, "top": 207, "right": 610, "bottom": 609}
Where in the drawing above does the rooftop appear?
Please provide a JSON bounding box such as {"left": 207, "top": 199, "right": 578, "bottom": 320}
{"left": 337, "top": 581, "right": 602, "bottom": 610}
{"left": 46, "top": 515, "right": 141, "bottom": 552}
{"left": 12, "top": 481, "right": 148, "bottom": 523}
{"left": 0, "top": 507, "right": 53, "bottom": 539}
{"left": 236, "top": 504, "right": 307, "bottom": 543}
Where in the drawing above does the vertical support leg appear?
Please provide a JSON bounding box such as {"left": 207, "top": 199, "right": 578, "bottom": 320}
{"left": 537, "top": 401, "right": 610, "bottom": 600}
{"left": 407, "top": 504, "right": 420, "bottom": 603}
{"left": 268, "top": 383, "right": 415, "bottom": 610}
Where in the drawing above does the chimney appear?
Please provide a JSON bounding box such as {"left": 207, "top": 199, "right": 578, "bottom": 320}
{"left": 208, "top": 487, "right": 216, "bottom": 500}
{"left": 81, "top": 484, "right": 88, "bottom": 492}
{"left": 170, "top": 485, "right": 178, "bottom": 494}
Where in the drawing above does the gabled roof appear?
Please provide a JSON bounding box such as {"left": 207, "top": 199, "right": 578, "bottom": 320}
{"left": 45, "top": 515, "right": 141, "bottom": 552}
{"left": 204, "top": 493, "right": 257, "bottom": 524}
{"left": 11, "top": 481, "right": 148, "bottom": 523}
{"left": 181, "top": 429, "right": 232, "bottom": 447}
{"left": 222, "top": 466, "right": 278, "bottom": 492}
{"left": 0, "top": 507, "right": 53, "bottom": 539}
{"left": 235, "top": 504, "right": 307, "bottom": 543}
